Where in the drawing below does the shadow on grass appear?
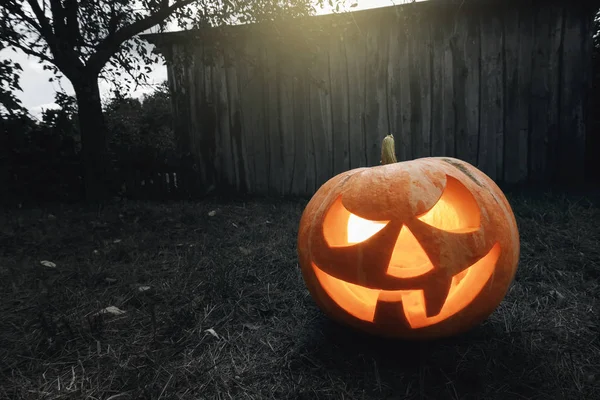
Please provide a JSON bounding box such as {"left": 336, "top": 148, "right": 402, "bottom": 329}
{"left": 288, "top": 314, "right": 564, "bottom": 400}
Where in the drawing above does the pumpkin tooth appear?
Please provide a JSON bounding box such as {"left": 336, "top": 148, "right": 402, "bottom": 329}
{"left": 373, "top": 294, "right": 411, "bottom": 327}
{"left": 421, "top": 275, "right": 453, "bottom": 317}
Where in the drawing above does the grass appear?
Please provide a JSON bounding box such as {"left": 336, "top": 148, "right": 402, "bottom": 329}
{"left": 0, "top": 190, "right": 599, "bottom": 400}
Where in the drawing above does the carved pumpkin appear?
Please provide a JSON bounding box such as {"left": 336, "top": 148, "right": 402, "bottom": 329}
{"left": 297, "top": 136, "right": 520, "bottom": 339}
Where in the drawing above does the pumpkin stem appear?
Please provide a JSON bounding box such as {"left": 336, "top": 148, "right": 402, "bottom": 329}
{"left": 380, "top": 134, "right": 397, "bottom": 165}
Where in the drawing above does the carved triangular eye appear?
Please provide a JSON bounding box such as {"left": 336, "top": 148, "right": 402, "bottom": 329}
{"left": 322, "top": 196, "right": 389, "bottom": 247}
{"left": 416, "top": 176, "right": 480, "bottom": 233}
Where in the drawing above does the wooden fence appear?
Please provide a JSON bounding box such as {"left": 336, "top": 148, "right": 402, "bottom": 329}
{"left": 144, "top": 0, "right": 598, "bottom": 196}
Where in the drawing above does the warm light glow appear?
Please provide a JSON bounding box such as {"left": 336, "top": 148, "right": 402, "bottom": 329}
{"left": 417, "top": 176, "right": 480, "bottom": 232}
{"left": 312, "top": 243, "right": 501, "bottom": 328}
{"left": 400, "top": 243, "right": 500, "bottom": 328}
{"left": 322, "top": 196, "right": 389, "bottom": 247}
{"left": 386, "top": 226, "right": 434, "bottom": 278}
{"left": 316, "top": 175, "right": 493, "bottom": 327}
{"left": 417, "top": 198, "right": 463, "bottom": 229}
{"left": 347, "top": 213, "right": 387, "bottom": 243}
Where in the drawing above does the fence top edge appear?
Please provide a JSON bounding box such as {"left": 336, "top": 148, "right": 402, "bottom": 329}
{"left": 142, "top": 0, "right": 585, "bottom": 49}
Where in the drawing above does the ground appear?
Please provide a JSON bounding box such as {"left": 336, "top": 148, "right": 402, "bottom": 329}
{"left": 0, "top": 190, "right": 599, "bottom": 400}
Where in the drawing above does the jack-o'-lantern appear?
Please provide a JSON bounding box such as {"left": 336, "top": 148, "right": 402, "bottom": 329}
{"left": 297, "top": 135, "right": 520, "bottom": 339}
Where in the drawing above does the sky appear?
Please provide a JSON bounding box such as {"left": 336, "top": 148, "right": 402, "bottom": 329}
{"left": 4, "top": 0, "right": 419, "bottom": 119}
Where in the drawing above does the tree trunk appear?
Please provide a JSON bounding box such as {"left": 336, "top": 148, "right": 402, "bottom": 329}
{"left": 73, "top": 74, "right": 109, "bottom": 203}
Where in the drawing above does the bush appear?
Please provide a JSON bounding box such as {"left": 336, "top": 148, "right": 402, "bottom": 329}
{"left": 105, "top": 82, "right": 176, "bottom": 152}
{"left": 1, "top": 82, "right": 182, "bottom": 204}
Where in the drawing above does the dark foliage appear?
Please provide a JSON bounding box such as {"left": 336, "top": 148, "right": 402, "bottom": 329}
{"left": 0, "top": 84, "right": 200, "bottom": 205}
{"left": 105, "top": 83, "right": 175, "bottom": 152}
{"left": 0, "top": 56, "right": 26, "bottom": 117}
{"left": 0, "top": 101, "right": 81, "bottom": 203}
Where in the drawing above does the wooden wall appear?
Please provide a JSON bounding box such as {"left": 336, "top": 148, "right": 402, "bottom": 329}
{"left": 146, "top": 0, "right": 596, "bottom": 196}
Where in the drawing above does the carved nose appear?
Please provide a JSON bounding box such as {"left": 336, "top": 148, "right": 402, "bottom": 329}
{"left": 386, "top": 225, "right": 434, "bottom": 278}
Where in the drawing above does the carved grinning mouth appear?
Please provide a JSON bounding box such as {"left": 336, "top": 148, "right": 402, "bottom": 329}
{"left": 310, "top": 243, "right": 501, "bottom": 329}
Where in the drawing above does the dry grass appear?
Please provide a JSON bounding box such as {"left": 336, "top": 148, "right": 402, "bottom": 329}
{"left": 0, "top": 190, "right": 599, "bottom": 400}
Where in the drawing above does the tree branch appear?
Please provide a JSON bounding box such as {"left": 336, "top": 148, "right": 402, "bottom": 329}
{"left": 87, "top": 0, "right": 197, "bottom": 73}
{"left": 2, "top": 36, "right": 55, "bottom": 65}
{"left": 107, "top": 2, "right": 121, "bottom": 36}
{"left": 2, "top": 3, "right": 43, "bottom": 34}
{"left": 48, "top": 0, "right": 83, "bottom": 53}
{"left": 111, "top": 51, "right": 146, "bottom": 89}
{"left": 26, "top": 0, "right": 58, "bottom": 45}
{"left": 49, "top": 0, "right": 67, "bottom": 37}
{"left": 64, "top": 0, "right": 81, "bottom": 47}
{"left": 26, "top": 0, "right": 83, "bottom": 78}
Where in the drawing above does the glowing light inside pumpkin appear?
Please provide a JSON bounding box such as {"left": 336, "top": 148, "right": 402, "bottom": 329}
{"left": 346, "top": 213, "right": 435, "bottom": 278}
{"left": 347, "top": 213, "right": 387, "bottom": 243}
{"left": 387, "top": 226, "right": 434, "bottom": 278}
{"left": 322, "top": 196, "right": 389, "bottom": 248}
{"left": 416, "top": 176, "right": 480, "bottom": 233}
{"left": 312, "top": 243, "right": 501, "bottom": 328}
{"left": 316, "top": 175, "right": 494, "bottom": 328}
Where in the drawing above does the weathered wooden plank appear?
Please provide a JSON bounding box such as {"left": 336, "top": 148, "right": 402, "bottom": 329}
{"left": 171, "top": 45, "right": 195, "bottom": 171}
{"left": 263, "top": 44, "right": 283, "bottom": 194}
{"left": 502, "top": 9, "right": 519, "bottom": 184}
{"left": 581, "top": 5, "right": 596, "bottom": 183}
{"left": 202, "top": 60, "right": 218, "bottom": 185}
{"left": 452, "top": 9, "right": 480, "bottom": 166}
{"left": 168, "top": 45, "right": 186, "bottom": 152}
{"left": 344, "top": 23, "right": 367, "bottom": 169}
{"left": 558, "top": 4, "right": 589, "bottom": 184}
{"left": 292, "top": 61, "right": 310, "bottom": 195}
{"left": 225, "top": 45, "right": 248, "bottom": 192}
{"left": 424, "top": 3, "right": 457, "bottom": 160}
{"left": 430, "top": 13, "right": 445, "bottom": 157}
{"left": 254, "top": 43, "right": 271, "bottom": 193}
{"left": 544, "top": 6, "right": 564, "bottom": 181}
{"left": 201, "top": 45, "right": 219, "bottom": 188}
{"left": 308, "top": 41, "right": 333, "bottom": 190}
{"left": 237, "top": 39, "right": 269, "bottom": 193}
{"left": 187, "top": 47, "right": 198, "bottom": 160}
{"left": 364, "top": 16, "right": 390, "bottom": 166}
{"left": 238, "top": 44, "right": 258, "bottom": 192}
{"left": 503, "top": 4, "right": 533, "bottom": 184}
{"left": 441, "top": 19, "right": 456, "bottom": 159}
{"left": 211, "top": 49, "right": 234, "bottom": 188}
{"left": 515, "top": 6, "right": 534, "bottom": 184}
{"left": 387, "top": 14, "right": 403, "bottom": 160}
{"left": 294, "top": 63, "right": 317, "bottom": 195}
{"left": 478, "top": 7, "right": 504, "bottom": 181}
{"left": 329, "top": 31, "right": 350, "bottom": 174}
{"left": 412, "top": 15, "right": 432, "bottom": 159}
{"left": 277, "top": 51, "right": 297, "bottom": 195}
{"left": 190, "top": 45, "right": 208, "bottom": 187}
{"left": 529, "top": 4, "right": 563, "bottom": 183}
{"left": 450, "top": 23, "right": 466, "bottom": 163}
{"left": 397, "top": 20, "right": 413, "bottom": 161}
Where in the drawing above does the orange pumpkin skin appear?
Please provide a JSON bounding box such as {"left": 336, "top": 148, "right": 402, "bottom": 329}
{"left": 297, "top": 157, "right": 520, "bottom": 339}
